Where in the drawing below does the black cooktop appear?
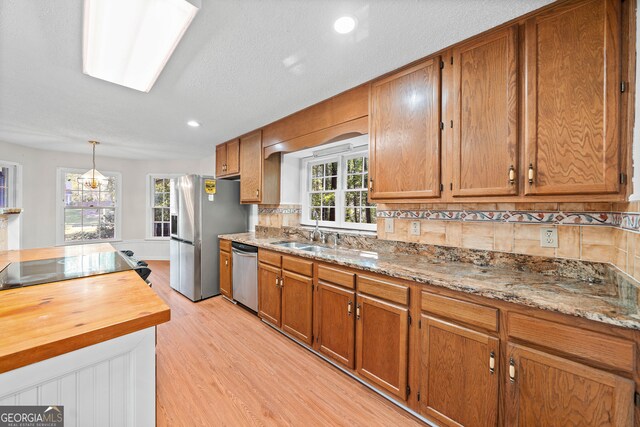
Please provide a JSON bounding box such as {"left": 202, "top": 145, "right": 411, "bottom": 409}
{"left": 0, "top": 251, "right": 134, "bottom": 291}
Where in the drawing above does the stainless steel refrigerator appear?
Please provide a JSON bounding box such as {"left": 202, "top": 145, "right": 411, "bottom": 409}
{"left": 169, "top": 175, "right": 248, "bottom": 301}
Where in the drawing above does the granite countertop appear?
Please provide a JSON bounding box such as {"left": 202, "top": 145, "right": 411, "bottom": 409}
{"left": 220, "top": 232, "right": 640, "bottom": 331}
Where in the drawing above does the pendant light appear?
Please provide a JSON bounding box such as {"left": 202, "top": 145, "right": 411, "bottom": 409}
{"left": 78, "top": 140, "right": 107, "bottom": 190}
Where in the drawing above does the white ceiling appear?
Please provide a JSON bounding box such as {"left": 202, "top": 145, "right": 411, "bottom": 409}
{"left": 0, "top": 0, "right": 554, "bottom": 160}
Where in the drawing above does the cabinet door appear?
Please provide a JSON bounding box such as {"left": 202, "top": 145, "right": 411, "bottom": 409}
{"left": 355, "top": 294, "right": 409, "bottom": 400}
{"left": 420, "top": 316, "right": 499, "bottom": 427}
{"left": 524, "top": 0, "right": 621, "bottom": 195}
{"left": 505, "top": 343, "right": 634, "bottom": 426}
{"left": 219, "top": 250, "right": 232, "bottom": 299}
{"left": 226, "top": 139, "right": 240, "bottom": 175}
{"left": 369, "top": 57, "right": 441, "bottom": 200}
{"left": 452, "top": 25, "right": 518, "bottom": 197}
{"left": 258, "top": 262, "right": 281, "bottom": 327}
{"left": 240, "top": 131, "right": 263, "bottom": 203}
{"left": 316, "top": 281, "right": 356, "bottom": 368}
{"left": 215, "top": 143, "right": 227, "bottom": 177}
{"left": 281, "top": 270, "right": 313, "bottom": 345}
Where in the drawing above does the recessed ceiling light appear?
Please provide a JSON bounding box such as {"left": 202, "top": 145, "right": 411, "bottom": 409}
{"left": 83, "top": 0, "right": 199, "bottom": 92}
{"left": 334, "top": 16, "right": 357, "bottom": 34}
{"left": 187, "top": 120, "right": 200, "bottom": 127}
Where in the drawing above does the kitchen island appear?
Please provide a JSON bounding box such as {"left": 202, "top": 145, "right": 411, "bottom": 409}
{"left": 0, "top": 243, "right": 170, "bottom": 427}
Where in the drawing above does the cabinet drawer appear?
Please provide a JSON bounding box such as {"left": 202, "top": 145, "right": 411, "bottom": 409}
{"left": 258, "top": 250, "right": 282, "bottom": 268}
{"left": 318, "top": 265, "right": 355, "bottom": 289}
{"left": 282, "top": 256, "right": 313, "bottom": 277}
{"left": 357, "top": 275, "right": 409, "bottom": 306}
{"left": 421, "top": 291, "right": 498, "bottom": 332}
{"left": 219, "top": 239, "right": 231, "bottom": 252}
{"left": 507, "top": 313, "right": 635, "bottom": 373}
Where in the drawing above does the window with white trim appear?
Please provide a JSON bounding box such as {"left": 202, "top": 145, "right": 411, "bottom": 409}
{"left": 301, "top": 149, "right": 376, "bottom": 231}
{"left": 0, "top": 162, "right": 18, "bottom": 208}
{"left": 60, "top": 169, "right": 120, "bottom": 243}
{"left": 149, "top": 176, "right": 172, "bottom": 238}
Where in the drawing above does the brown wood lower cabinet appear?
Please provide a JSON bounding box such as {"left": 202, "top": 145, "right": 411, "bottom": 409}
{"left": 219, "top": 250, "right": 232, "bottom": 299}
{"left": 420, "top": 315, "right": 499, "bottom": 427}
{"left": 258, "top": 252, "right": 314, "bottom": 345}
{"left": 241, "top": 247, "right": 638, "bottom": 425}
{"left": 258, "top": 262, "right": 282, "bottom": 327}
{"left": 356, "top": 293, "right": 409, "bottom": 401}
{"left": 505, "top": 343, "right": 634, "bottom": 426}
{"left": 281, "top": 270, "right": 313, "bottom": 345}
{"left": 315, "top": 281, "right": 356, "bottom": 368}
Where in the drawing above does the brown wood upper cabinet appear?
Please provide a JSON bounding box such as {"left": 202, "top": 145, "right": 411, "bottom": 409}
{"left": 216, "top": 139, "right": 240, "bottom": 178}
{"left": 504, "top": 343, "right": 634, "bottom": 426}
{"left": 369, "top": 57, "right": 442, "bottom": 201}
{"left": 523, "top": 0, "right": 622, "bottom": 195}
{"left": 452, "top": 25, "right": 519, "bottom": 197}
{"left": 239, "top": 130, "right": 281, "bottom": 204}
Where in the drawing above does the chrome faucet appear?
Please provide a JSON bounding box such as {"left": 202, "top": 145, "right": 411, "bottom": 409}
{"left": 311, "top": 217, "right": 322, "bottom": 242}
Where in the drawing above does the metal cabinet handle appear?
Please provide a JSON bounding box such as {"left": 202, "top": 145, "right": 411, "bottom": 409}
{"left": 256, "top": 189, "right": 260, "bottom": 198}
{"left": 225, "top": 259, "right": 228, "bottom": 267}
{"left": 508, "top": 165, "right": 516, "bottom": 185}
{"left": 509, "top": 357, "right": 516, "bottom": 383}
{"left": 347, "top": 301, "right": 352, "bottom": 316}
{"left": 356, "top": 303, "right": 361, "bottom": 320}
{"left": 279, "top": 277, "right": 284, "bottom": 288}
{"left": 368, "top": 179, "right": 374, "bottom": 193}
{"left": 489, "top": 351, "right": 495, "bottom": 374}
{"left": 528, "top": 164, "right": 534, "bottom": 184}
{"left": 275, "top": 277, "right": 279, "bottom": 286}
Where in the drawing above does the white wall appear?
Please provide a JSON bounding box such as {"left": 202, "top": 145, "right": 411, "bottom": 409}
{"left": 280, "top": 154, "right": 302, "bottom": 204}
{"left": 0, "top": 139, "right": 215, "bottom": 258}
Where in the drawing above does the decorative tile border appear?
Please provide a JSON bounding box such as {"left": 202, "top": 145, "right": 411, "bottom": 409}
{"left": 258, "top": 207, "right": 302, "bottom": 215}
{"left": 377, "top": 209, "right": 640, "bottom": 232}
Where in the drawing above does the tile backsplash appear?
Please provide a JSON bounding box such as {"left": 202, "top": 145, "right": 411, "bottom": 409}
{"left": 257, "top": 202, "right": 640, "bottom": 281}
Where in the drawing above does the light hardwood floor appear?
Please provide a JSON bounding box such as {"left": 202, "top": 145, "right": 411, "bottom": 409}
{"left": 148, "top": 261, "right": 424, "bottom": 426}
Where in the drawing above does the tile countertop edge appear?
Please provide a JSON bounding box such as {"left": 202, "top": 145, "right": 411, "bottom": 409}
{"left": 219, "top": 233, "right": 640, "bottom": 331}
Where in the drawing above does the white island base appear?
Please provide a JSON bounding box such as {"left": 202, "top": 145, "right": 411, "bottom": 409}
{"left": 0, "top": 327, "right": 156, "bottom": 427}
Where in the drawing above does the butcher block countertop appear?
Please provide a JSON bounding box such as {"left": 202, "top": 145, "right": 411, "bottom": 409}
{"left": 0, "top": 243, "right": 170, "bottom": 373}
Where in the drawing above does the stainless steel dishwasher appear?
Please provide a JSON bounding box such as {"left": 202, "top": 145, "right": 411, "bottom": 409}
{"left": 231, "top": 242, "right": 258, "bottom": 312}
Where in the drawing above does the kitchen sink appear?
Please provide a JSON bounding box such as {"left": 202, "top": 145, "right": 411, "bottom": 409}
{"left": 298, "top": 245, "right": 328, "bottom": 253}
{"left": 271, "top": 241, "right": 313, "bottom": 250}
{"left": 271, "top": 241, "right": 331, "bottom": 253}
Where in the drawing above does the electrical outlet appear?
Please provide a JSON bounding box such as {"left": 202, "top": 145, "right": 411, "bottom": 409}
{"left": 540, "top": 227, "right": 558, "bottom": 248}
{"left": 385, "top": 218, "right": 394, "bottom": 233}
{"left": 410, "top": 221, "right": 420, "bottom": 236}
